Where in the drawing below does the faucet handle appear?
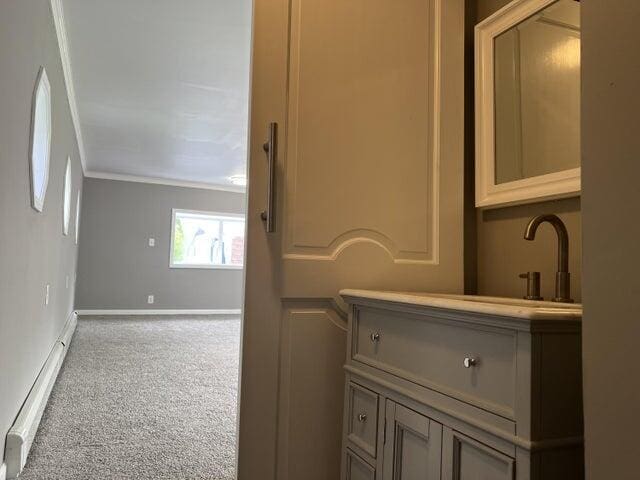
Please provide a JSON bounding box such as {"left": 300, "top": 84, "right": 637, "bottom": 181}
{"left": 519, "top": 272, "right": 543, "bottom": 301}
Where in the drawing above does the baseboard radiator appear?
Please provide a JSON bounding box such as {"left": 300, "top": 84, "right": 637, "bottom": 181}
{"left": 4, "top": 312, "right": 77, "bottom": 479}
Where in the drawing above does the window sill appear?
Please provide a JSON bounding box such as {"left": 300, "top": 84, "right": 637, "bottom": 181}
{"left": 169, "top": 264, "right": 244, "bottom": 270}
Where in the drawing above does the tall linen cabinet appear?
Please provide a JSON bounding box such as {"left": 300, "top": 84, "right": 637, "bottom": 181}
{"left": 238, "top": 1, "right": 465, "bottom": 479}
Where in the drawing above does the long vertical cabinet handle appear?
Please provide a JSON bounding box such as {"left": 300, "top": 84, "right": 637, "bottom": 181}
{"left": 260, "top": 122, "right": 277, "bottom": 233}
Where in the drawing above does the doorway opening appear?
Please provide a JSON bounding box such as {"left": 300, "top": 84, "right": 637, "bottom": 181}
{"left": 10, "top": 0, "right": 253, "bottom": 478}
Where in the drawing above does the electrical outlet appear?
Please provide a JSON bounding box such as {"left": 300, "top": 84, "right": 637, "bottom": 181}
{"left": 148, "top": 238, "right": 155, "bottom": 247}
{"left": 147, "top": 295, "right": 155, "bottom": 304}
{"left": 45, "top": 284, "right": 50, "bottom": 305}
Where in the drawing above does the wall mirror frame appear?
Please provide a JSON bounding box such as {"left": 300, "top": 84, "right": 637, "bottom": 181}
{"left": 475, "top": 0, "right": 581, "bottom": 208}
{"left": 63, "top": 156, "right": 72, "bottom": 235}
{"left": 75, "top": 191, "right": 81, "bottom": 244}
{"left": 29, "top": 67, "right": 52, "bottom": 213}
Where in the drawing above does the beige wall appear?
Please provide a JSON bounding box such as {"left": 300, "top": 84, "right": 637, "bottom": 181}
{"left": 477, "top": 198, "right": 581, "bottom": 301}
{"left": 582, "top": 1, "right": 640, "bottom": 478}
{"left": 473, "top": 0, "right": 582, "bottom": 302}
{"left": 477, "top": 0, "right": 511, "bottom": 21}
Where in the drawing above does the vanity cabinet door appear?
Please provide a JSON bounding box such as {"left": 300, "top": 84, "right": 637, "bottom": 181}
{"left": 441, "top": 427, "right": 514, "bottom": 480}
{"left": 382, "top": 401, "right": 442, "bottom": 480}
{"left": 345, "top": 449, "right": 376, "bottom": 480}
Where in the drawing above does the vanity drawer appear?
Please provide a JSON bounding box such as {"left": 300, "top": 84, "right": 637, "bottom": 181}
{"left": 347, "top": 382, "right": 379, "bottom": 458}
{"left": 352, "top": 307, "right": 516, "bottom": 418}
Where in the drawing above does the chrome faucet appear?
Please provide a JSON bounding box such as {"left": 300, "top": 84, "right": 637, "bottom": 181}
{"left": 524, "top": 214, "right": 574, "bottom": 303}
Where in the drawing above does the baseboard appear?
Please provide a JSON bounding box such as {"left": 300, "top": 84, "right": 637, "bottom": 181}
{"left": 4, "top": 312, "right": 77, "bottom": 479}
{"left": 75, "top": 309, "right": 242, "bottom": 316}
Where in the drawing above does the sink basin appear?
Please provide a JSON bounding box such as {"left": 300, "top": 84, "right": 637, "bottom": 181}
{"left": 340, "top": 289, "right": 582, "bottom": 321}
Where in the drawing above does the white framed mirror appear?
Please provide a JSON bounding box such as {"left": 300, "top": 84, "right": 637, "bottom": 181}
{"left": 475, "top": 0, "right": 580, "bottom": 208}
{"left": 29, "top": 67, "right": 52, "bottom": 212}
{"left": 75, "top": 191, "right": 81, "bottom": 244}
{"left": 63, "top": 157, "right": 72, "bottom": 235}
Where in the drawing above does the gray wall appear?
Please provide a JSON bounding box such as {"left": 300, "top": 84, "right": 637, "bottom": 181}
{"left": 0, "top": 0, "right": 83, "bottom": 465}
{"left": 472, "top": 0, "right": 582, "bottom": 302}
{"left": 76, "top": 178, "right": 245, "bottom": 310}
{"left": 582, "top": 1, "right": 640, "bottom": 478}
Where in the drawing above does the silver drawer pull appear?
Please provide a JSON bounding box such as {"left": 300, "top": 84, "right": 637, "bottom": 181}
{"left": 357, "top": 413, "right": 367, "bottom": 422}
{"left": 370, "top": 332, "right": 380, "bottom": 342}
{"left": 463, "top": 357, "right": 478, "bottom": 368}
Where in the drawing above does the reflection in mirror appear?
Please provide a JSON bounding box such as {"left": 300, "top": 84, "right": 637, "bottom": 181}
{"left": 494, "top": 0, "right": 580, "bottom": 185}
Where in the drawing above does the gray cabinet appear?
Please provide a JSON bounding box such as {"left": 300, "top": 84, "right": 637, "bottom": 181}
{"left": 383, "top": 402, "right": 441, "bottom": 480}
{"left": 340, "top": 291, "right": 584, "bottom": 480}
{"left": 345, "top": 449, "right": 376, "bottom": 480}
{"left": 442, "top": 428, "right": 514, "bottom": 480}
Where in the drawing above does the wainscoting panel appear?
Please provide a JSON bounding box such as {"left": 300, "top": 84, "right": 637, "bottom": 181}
{"left": 277, "top": 304, "right": 348, "bottom": 480}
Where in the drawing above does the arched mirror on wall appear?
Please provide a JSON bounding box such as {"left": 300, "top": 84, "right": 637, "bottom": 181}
{"left": 75, "top": 191, "right": 81, "bottom": 244}
{"left": 63, "top": 157, "right": 72, "bottom": 235}
{"left": 29, "top": 67, "right": 52, "bottom": 212}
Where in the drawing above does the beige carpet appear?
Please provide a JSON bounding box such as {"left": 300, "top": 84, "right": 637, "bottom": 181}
{"left": 19, "top": 316, "right": 240, "bottom": 480}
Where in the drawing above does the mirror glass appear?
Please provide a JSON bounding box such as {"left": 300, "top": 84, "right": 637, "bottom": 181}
{"left": 30, "top": 67, "right": 52, "bottom": 212}
{"left": 493, "top": 0, "right": 580, "bottom": 185}
{"left": 75, "top": 192, "right": 81, "bottom": 244}
{"left": 63, "top": 157, "right": 72, "bottom": 235}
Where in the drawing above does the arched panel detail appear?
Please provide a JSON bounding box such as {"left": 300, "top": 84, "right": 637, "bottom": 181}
{"left": 282, "top": 0, "right": 443, "bottom": 266}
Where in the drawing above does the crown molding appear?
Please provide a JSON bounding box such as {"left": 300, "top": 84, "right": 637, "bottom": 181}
{"left": 50, "top": 0, "right": 87, "bottom": 173}
{"left": 84, "top": 170, "right": 247, "bottom": 193}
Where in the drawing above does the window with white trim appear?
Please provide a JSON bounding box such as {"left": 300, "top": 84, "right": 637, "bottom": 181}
{"left": 170, "top": 209, "right": 245, "bottom": 269}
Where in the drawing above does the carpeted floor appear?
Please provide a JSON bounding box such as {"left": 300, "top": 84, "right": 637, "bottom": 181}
{"left": 19, "top": 316, "right": 241, "bottom": 480}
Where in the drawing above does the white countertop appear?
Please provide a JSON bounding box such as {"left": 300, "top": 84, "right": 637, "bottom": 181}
{"left": 340, "top": 289, "right": 582, "bottom": 321}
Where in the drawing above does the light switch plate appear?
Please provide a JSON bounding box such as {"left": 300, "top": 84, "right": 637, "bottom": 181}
{"left": 148, "top": 238, "right": 155, "bottom": 247}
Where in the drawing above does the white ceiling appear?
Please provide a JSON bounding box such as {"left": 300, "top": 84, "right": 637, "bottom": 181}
{"left": 62, "top": 0, "right": 252, "bottom": 190}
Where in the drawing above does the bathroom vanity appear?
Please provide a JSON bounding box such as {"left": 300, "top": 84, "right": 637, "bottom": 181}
{"left": 340, "top": 290, "right": 583, "bottom": 480}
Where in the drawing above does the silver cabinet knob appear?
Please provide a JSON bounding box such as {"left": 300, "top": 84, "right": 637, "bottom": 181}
{"left": 370, "top": 332, "right": 380, "bottom": 342}
{"left": 463, "top": 357, "right": 477, "bottom": 368}
{"left": 358, "top": 413, "right": 367, "bottom": 422}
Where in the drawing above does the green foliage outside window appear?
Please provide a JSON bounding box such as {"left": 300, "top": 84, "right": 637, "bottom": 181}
{"left": 173, "top": 217, "right": 185, "bottom": 262}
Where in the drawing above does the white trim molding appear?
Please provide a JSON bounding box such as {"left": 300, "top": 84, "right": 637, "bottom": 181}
{"left": 75, "top": 309, "right": 242, "bottom": 316}
{"left": 84, "top": 171, "right": 247, "bottom": 194}
{"left": 0, "top": 463, "right": 6, "bottom": 480}
{"left": 474, "top": 0, "right": 581, "bottom": 208}
{"left": 50, "top": 0, "right": 87, "bottom": 173}
{"left": 5, "top": 312, "right": 77, "bottom": 479}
